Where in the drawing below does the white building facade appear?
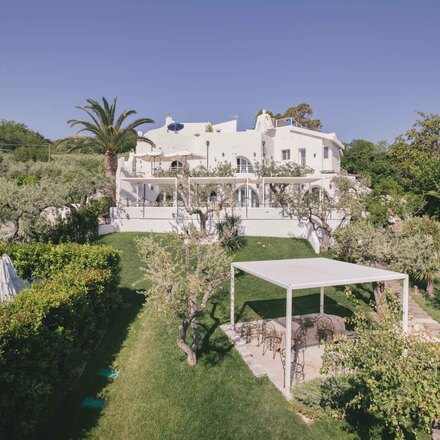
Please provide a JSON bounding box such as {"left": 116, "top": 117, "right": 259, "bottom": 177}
{"left": 109, "top": 111, "right": 348, "bottom": 252}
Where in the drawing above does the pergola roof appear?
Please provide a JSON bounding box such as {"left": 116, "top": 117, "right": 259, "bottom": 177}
{"left": 232, "top": 257, "right": 406, "bottom": 290}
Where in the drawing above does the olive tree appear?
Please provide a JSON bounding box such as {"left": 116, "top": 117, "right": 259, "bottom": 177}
{"left": 159, "top": 163, "right": 236, "bottom": 234}
{"left": 0, "top": 154, "right": 109, "bottom": 241}
{"left": 284, "top": 176, "right": 367, "bottom": 252}
{"left": 136, "top": 229, "right": 231, "bottom": 366}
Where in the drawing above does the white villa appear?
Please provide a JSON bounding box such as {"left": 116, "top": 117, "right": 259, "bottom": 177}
{"left": 109, "top": 111, "right": 349, "bottom": 252}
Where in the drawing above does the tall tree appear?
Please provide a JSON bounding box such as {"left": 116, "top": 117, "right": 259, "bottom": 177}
{"left": 282, "top": 103, "right": 322, "bottom": 131}
{"left": 57, "top": 97, "right": 154, "bottom": 178}
{"left": 254, "top": 103, "right": 322, "bottom": 131}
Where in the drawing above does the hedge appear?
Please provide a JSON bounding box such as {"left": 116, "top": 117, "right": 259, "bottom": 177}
{"left": 0, "top": 243, "right": 121, "bottom": 438}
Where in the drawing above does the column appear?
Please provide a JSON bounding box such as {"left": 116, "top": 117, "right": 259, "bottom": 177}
{"left": 284, "top": 286, "right": 292, "bottom": 397}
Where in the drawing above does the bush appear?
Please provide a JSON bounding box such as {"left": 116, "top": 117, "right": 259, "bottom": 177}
{"left": 0, "top": 243, "right": 121, "bottom": 438}
{"left": 215, "top": 214, "right": 246, "bottom": 252}
{"left": 12, "top": 145, "right": 48, "bottom": 162}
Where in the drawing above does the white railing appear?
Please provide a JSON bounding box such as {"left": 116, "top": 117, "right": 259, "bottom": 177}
{"left": 272, "top": 117, "right": 303, "bottom": 129}
{"left": 236, "top": 165, "right": 254, "bottom": 173}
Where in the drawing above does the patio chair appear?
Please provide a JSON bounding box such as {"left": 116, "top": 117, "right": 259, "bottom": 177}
{"left": 239, "top": 322, "right": 259, "bottom": 344}
{"left": 281, "top": 325, "right": 307, "bottom": 385}
{"left": 316, "top": 315, "right": 334, "bottom": 347}
{"left": 262, "top": 323, "right": 281, "bottom": 359}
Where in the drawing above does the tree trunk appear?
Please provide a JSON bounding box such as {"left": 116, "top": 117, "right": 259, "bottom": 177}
{"left": 372, "top": 281, "right": 385, "bottom": 312}
{"left": 177, "top": 321, "right": 197, "bottom": 366}
{"left": 427, "top": 279, "right": 434, "bottom": 297}
{"left": 103, "top": 150, "right": 117, "bottom": 202}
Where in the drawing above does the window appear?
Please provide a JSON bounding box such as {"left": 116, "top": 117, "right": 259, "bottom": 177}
{"left": 281, "top": 149, "right": 290, "bottom": 161}
{"left": 236, "top": 157, "right": 254, "bottom": 173}
{"left": 299, "top": 149, "right": 306, "bottom": 167}
{"left": 170, "top": 160, "right": 183, "bottom": 171}
{"left": 323, "top": 146, "right": 329, "bottom": 159}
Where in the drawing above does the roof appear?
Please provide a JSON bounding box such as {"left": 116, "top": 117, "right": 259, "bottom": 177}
{"left": 232, "top": 257, "right": 406, "bottom": 290}
{"left": 274, "top": 125, "right": 345, "bottom": 150}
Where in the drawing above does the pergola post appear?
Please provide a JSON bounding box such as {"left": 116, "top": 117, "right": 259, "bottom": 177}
{"left": 284, "top": 286, "right": 292, "bottom": 397}
{"left": 402, "top": 275, "right": 409, "bottom": 333}
{"left": 230, "top": 265, "right": 235, "bottom": 330}
{"left": 320, "top": 287, "right": 324, "bottom": 314}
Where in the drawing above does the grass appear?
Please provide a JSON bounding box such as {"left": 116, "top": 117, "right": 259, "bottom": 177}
{"left": 40, "top": 234, "right": 374, "bottom": 440}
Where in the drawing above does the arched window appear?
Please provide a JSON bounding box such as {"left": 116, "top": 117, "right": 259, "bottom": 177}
{"left": 235, "top": 186, "right": 259, "bottom": 207}
{"left": 236, "top": 157, "right": 254, "bottom": 173}
{"left": 170, "top": 160, "right": 184, "bottom": 171}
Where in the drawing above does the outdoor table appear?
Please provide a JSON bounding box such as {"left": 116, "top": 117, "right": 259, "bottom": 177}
{"left": 274, "top": 313, "right": 347, "bottom": 348}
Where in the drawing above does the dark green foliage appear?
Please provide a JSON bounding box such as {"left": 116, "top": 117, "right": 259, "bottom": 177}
{"left": 0, "top": 243, "right": 120, "bottom": 438}
{"left": 215, "top": 214, "right": 246, "bottom": 252}
{"left": 0, "top": 120, "right": 49, "bottom": 152}
{"left": 12, "top": 145, "right": 49, "bottom": 162}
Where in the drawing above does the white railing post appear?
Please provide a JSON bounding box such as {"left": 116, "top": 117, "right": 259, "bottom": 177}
{"left": 320, "top": 287, "right": 324, "bottom": 314}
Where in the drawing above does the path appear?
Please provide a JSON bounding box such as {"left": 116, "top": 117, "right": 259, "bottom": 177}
{"left": 386, "top": 280, "right": 440, "bottom": 338}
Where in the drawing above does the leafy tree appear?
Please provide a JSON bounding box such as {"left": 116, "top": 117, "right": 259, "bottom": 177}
{"left": 0, "top": 120, "right": 49, "bottom": 152}
{"left": 282, "top": 103, "right": 322, "bottom": 131}
{"left": 391, "top": 216, "right": 440, "bottom": 296}
{"left": 254, "top": 103, "right": 322, "bottom": 131}
{"left": 389, "top": 112, "right": 440, "bottom": 218}
{"left": 322, "top": 290, "right": 440, "bottom": 439}
{"left": 285, "top": 175, "right": 366, "bottom": 252}
{"left": 56, "top": 97, "right": 154, "bottom": 179}
{"left": 159, "top": 163, "right": 237, "bottom": 234}
{"left": 341, "top": 139, "right": 396, "bottom": 186}
{"left": 12, "top": 145, "right": 48, "bottom": 162}
{"left": 255, "top": 161, "right": 312, "bottom": 205}
{"left": 334, "top": 217, "right": 440, "bottom": 297}
{"left": 136, "top": 229, "right": 231, "bottom": 366}
{"left": 0, "top": 154, "right": 109, "bottom": 241}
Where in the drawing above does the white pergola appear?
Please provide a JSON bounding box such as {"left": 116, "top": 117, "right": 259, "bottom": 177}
{"left": 230, "top": 257, "right": 409, "bottom": 396}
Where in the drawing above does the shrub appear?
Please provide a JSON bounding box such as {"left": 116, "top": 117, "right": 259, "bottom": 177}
{"left": 12, "top": 145, "right": 48, "bottom": 162}
{"left": 0, "top": 243, "right": 120, "bottom": 438}
{"left": 321, "top": 290, "right": 440, "bottom": 439}
{"left": 215, "top": 214, "right": 246, "bottom": 252}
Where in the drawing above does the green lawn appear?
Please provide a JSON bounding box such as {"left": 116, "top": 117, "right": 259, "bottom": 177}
{"left": 40, "top": 234, "right": 371, "bottom": 440}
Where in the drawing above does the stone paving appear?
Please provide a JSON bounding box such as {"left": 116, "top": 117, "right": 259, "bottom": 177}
{"left": 386, "top": 280, "right": 440, "bottom": 338}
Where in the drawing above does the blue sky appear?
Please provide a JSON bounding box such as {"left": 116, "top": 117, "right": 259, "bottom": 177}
{"left": 1, "top": 0, "right": 439, "bottom": 143}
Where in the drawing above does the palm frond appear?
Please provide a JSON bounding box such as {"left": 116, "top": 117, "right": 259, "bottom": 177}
{"left": 124, "top": 118, "right": 154, "bottom": 132}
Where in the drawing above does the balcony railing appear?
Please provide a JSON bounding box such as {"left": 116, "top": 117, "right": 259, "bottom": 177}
{"left": 236, "top": 164, "right": 254, "bottom": 173}
{"left": 272, "top": 117, "right": 303, "bottom": 129}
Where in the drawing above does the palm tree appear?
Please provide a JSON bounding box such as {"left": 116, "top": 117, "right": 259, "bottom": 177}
{"left": 57, "top": 97, "right": 154, "bottom": 178}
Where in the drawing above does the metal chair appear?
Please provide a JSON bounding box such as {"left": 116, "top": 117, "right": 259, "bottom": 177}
{"left": 262, "top": 323, "right": 281, "bottom": 359}
{"left": 316, "top": 315, "right": 334, "bottom": 347}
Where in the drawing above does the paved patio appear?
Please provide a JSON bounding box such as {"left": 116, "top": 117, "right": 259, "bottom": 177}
{"left": 221, "top": 315, "right": 345, "bottom": 394}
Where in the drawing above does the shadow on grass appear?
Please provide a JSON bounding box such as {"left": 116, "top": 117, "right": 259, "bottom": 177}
{"left": 36, "top": 287, "right": 145, "bottom": 440}
{"left": 198, "top": 301, "right": 234, "bottom": 367}
{"left": 237, "top": 294, "right": 354, "bottom": 323}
